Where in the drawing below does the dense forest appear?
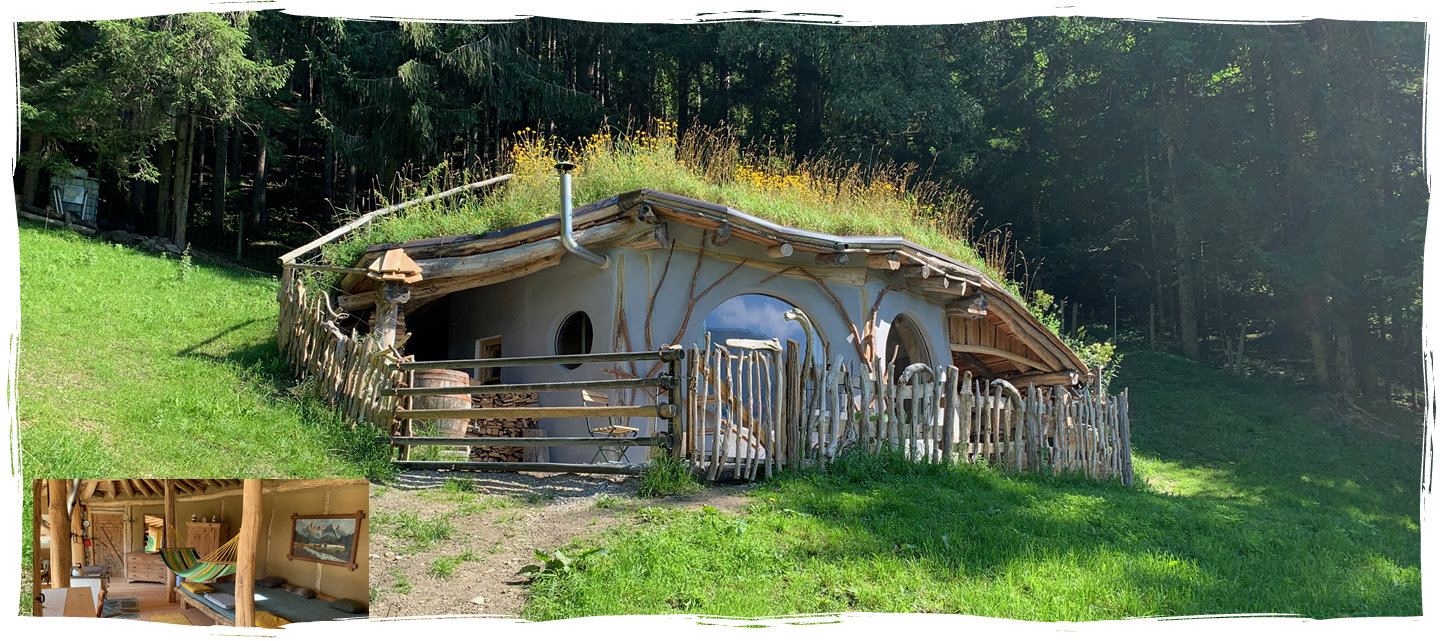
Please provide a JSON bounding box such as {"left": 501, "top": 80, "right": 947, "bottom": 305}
{"left": 15, "top": 14, "right": 1427, "bottom": 411}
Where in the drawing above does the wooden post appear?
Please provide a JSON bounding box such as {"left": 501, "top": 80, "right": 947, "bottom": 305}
{"left": 942, "top": 366, "right": 959, "bottom": 463}
{"left": 374, "top": 281, "right": 411, "bottom": 350}
{"left": 70, "top": 489, "right": 86, "bottom": 570}
{"left": 235, "top": 479, "right": 263, "bottom": 628}
{"left": 47, "top": 480, "right": 71, "bottom": 589}
{"left": 31, "top": 479, "right": 43, "bottom": 614}
{"left": 164, "top": 480, "right": 177, "bottom": 603}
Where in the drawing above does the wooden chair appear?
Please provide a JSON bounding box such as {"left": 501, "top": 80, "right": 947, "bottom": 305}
{"left": 581, "top": 390, "right": 639, "bottom": 464}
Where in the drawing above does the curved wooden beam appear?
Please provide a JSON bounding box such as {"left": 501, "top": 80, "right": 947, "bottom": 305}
{"left": 949, "top": 343, "right": 1050, "bottom": 372}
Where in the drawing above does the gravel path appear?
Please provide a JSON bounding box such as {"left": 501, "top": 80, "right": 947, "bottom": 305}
{"left": 369, "top": 471, "right": 751, "bottom": 619}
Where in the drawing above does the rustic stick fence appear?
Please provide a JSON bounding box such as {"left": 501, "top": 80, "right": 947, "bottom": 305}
{"left": 677, "top": 339, "right": 1132, "bottom": 485}
{"left": 276, "top": 275, "right": 406, "bottom": 428}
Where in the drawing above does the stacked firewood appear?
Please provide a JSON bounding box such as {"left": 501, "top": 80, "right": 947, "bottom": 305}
{"left": 467, "top": 392, "right": 538, "bottom": 462}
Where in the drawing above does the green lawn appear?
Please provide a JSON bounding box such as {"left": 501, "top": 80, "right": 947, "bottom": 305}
{"left": 17, "top": 221, "right": 390, "bottom": 480}
{"left": 522, "top": 352, "right": 1421, "bottom": 621}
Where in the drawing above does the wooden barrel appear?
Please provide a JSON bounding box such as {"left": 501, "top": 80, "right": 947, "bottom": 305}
{"left": 410, "top": 368, "right": 472, "bottom": 438}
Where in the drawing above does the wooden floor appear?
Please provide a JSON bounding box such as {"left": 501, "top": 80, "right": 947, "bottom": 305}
{"left": 103, "top": 579, "right": 215, "bottom": 625}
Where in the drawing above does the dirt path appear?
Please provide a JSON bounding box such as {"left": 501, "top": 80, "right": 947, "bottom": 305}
{"left": 368, "top": 471, "right": 751, "bottom": 619}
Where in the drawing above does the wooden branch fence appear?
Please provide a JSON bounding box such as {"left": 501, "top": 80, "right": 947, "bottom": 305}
{"left": 677, "top": 340, "right": 1132, "bottom": 485}
{"left": 276, "top": 275, "right": 406, "bottom": 428}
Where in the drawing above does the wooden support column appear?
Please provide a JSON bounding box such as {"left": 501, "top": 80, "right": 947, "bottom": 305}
{"left": 47, "top": 479, "right": 71, "bottom": 589}
{"left": 164, "top": 480, "right": 177, "bottom": 603}
{"left": 31, "top": 479, "right": 43, "bottom": 615}
{"left": 374, "top": 281, "right": 411, "bottom": 350}
{"left": 70, "top": 491, "right": 85, "bottom": 568}
{"left": 235, "top": 479, "right": 263, "bottom": 628}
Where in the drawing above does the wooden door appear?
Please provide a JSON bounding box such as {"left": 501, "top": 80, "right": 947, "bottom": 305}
{"left": 89, "top": 513, "right": 124, "bottom": 577}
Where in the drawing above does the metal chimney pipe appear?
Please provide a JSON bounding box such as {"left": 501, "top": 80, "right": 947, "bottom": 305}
{"left": 556, "top": 161, "right": 609, "bottom": 269}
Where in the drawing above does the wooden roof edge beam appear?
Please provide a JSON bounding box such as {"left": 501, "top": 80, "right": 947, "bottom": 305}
{"left": 949, "top": 343, "right": 1050, "bottom": 372}
{"left": 946, "top": 294, "right": 989, "bottom": 319}
{"left": 865, "top": 251, "right": 902, "bottom": 271}
{"left": 765, "top": 242, "right": 794, "bottom": 259}
{"left": 906, "top": 275, "right": 970, "bottom": 296}
{"left": 1006, "top": 370, "right": 1080, "bottom": 387}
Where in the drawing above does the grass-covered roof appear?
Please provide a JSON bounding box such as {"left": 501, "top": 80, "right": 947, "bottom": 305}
{"left": 320, "top": 122, "right": 1004, "bottom": 286}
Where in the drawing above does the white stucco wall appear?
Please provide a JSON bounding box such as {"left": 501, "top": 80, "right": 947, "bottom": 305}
{"left": 447, "top": 222, "right": 952, "bottom": 463}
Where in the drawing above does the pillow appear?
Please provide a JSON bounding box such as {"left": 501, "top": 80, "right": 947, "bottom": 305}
{"left": 255, "top": 576, "right": 286, "bottom": 588}
{"left": 328, "top": 598, "right": 368, "bottom": 614}
{"left": 182, "top": 581, "right": 215, "bottom": 594}
{"left": 255, "top": 611, "right": 291, "bottom": 629}
{"left": 285, "top": 585, "right": 316, "bottom": 599}
{"left": 203, "top": 592, "right": 236, "bottom": 610}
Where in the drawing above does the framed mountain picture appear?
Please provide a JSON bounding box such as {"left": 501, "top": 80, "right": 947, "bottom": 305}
{"left": 288, "top": 512, "right": 365, "bottom": 570}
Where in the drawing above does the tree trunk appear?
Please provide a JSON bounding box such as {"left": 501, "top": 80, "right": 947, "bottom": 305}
{"left": 675, "top": 60, "right": 691, "bottom": 137}
{"left": 1175, "top": 245, "right": 1200, "bottom": 361}
{"left": 323, "top": 138, "right": 335, "bottom": 224}
{"left": 228, "top": 123, "right": 242, "bottom": 190}
{"left": 1335, "top": 321, "right": 1358, "bottom": 403}
{"left": 211, "top": 121, "right": 230, "bottom": 236}
{"left": 251, "top": 127, "right": 269, "bottom": 226}
{"left": 346, "top": 161, "right": 357, "bottom": 210}
{"left": 1309, "top": 329, "right": 1331, "bottom": 389}
{"left": 793, "top": 48, "right": 823, "bottom": 160}
{"left": 156, "top": 132, "right": 175, "bottom": 237}
{"left": 171, "top": 114, "right": 197, "bottom": 248}
{"left": 21, "top": 129, "right": 43, "bottom": 207}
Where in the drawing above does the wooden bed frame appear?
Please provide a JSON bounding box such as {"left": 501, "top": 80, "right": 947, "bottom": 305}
{"left": 176, "top": 582, "right": 340, "bottom": 627}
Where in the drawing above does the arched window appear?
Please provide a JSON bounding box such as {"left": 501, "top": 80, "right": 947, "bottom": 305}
{"left": 700, "top": 294, "right": 810, "bottom": 352}
{"left": 885, "top": 314, "right": 930, "bottom": 381}
{"left": 555, "top": 311, "right": 593, "bottom": 370}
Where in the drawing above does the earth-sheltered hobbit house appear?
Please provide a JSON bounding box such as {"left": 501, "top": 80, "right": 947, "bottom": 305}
{"left": 277, "top": 165, "right": 1133, "bottom": 483}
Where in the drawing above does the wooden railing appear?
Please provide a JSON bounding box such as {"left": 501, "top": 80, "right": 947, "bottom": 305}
{"left": 276, "top": 275, "right": 405, "bottom": 428}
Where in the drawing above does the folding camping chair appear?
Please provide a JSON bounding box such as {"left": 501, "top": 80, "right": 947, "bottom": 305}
{"left": 581, "top": 390, "right": 640, "bottom": 464}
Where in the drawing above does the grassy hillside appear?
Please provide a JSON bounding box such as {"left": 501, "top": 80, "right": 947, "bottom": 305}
{"left": 520, "top": 351, "right": 1421, "bottom": 621}
{"left": 16, "top": 221, "right": 391, "bottom": 480}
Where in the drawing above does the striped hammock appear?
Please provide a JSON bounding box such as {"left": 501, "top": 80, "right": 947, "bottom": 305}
{"left": 158, "top": 532, "right": 242, "bottom": 582}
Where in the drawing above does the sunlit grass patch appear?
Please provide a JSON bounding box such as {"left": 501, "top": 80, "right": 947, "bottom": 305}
{"left": 520, "top": 353, "right": 1421, "bottom": 621}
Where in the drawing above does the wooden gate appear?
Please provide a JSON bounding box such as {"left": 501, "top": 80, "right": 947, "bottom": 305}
{"left": 677, "top": 341, "right": 785, "bottom": 481}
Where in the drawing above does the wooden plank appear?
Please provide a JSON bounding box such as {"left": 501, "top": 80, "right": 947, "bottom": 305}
{"left": 279, "top": 174, "right": 513, "bottom": 265}
{"left": 949, "top": 344, "right": 1050, "bottom": 372}
{"left": 391, "top": 376, "right": 674, "bottom": 397}
{"left": 401, "top": 348, "right": 682, "bottom": 371}
{"left": 397, "top": 461, "right": 647, "bottom": 475}
{"left": 394, "top": 404, "right": 676, "bottom": 420}
{"left": 391, "top": 436, "right": 669, "bottom": 447}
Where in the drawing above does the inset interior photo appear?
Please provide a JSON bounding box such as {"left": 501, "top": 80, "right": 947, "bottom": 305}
{"left": 26, "top": 479, "right": 369, "bottom": 628}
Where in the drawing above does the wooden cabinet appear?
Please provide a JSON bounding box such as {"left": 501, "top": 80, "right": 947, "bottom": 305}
{"left": 186, "top": 522, "right": 232, "bottom": 583}
{"left": 124, "top": 552, "right": 166, "bottom": 584}
{"left": 186, "top": 522, "right": 229, "bottom": 559}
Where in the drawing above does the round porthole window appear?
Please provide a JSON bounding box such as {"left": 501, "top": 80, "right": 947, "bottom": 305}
{"left": 555, "top": 311, "right": 593, "bottom": 370}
